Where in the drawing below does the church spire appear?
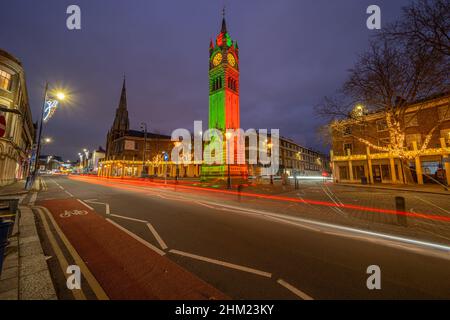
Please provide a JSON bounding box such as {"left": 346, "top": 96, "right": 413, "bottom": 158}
{"left": 118, "top": 75, "right": 127, "bottom": 110}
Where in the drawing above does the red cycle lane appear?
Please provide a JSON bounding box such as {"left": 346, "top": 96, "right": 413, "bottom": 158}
{"left": 37, "top": 198, "right": 228, "bottom": 300}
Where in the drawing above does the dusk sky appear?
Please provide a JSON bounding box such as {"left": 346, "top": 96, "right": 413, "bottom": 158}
{"left": 1, "top": 0, "right": 411, "bottom": 160}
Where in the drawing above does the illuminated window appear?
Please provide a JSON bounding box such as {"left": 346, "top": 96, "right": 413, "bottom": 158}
{"left": 343, "top": 143, "right": 353, "bottom": 154}
{"left": 343, "top": 126, "right": 352, "bottom": 136}
{"left": 0, "top": 70, "right": 12, "bottom": 91}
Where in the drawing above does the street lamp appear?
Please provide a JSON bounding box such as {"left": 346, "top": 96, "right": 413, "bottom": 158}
{"left": 225, "top": 131, "right": 232, "bottom": 189}
{"left": 32, "top": 83, "right": 67, "bottom": 180}
{"left": 140, "top": 122, "right": 148, "bottom": 176}
{"left": 41, "top": 137, "right": 53, "bottom": 145}
{"left": 78, "top": 153, "right": 83, "bottom": 172}
{"left": 174, "top": 141, "right": 181, "bottom": 183}
{"left": 267, "top": 142, "right": 274, "bottom": 185}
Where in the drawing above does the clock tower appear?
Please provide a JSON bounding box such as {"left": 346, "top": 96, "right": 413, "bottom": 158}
{"left": 208, "top": 14, "right": 240, "bottom": 132}
{"left": 202, "top": 11, "right": 248, "bottom": 180}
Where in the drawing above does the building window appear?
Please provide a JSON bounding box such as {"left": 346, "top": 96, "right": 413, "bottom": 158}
{"left": 376, "top": 120, "right": 388, "bottom": 132}
{"left": 441, "top": 129, "right": 450, "bottom": 145}
{"left": 343, "top": 143, "right": 353, "bottom": 154}
{"left": 405, "top": 134, "right": 422, "bottom": 149}
{"left": 404, "top": 113, "right": 419, "bottom": 128}
{"left": 343, "top": 126, "right": 352, "bottom": 136}
{"left": 0, "top": 70, "right": 12, "bottom": 91}
{"left": 339, "top": 166, "right": 349, "bottom": 180}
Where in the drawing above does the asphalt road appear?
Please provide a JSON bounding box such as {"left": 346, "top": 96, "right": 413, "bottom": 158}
{"left": 33, "top": 175, "right": 450, "bottom": 299}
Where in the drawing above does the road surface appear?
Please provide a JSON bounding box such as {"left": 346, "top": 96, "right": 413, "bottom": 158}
{"left": 27, "top": 175, "right": 450, "bottom": 299}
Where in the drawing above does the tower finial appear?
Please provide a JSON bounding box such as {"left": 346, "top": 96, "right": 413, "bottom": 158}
{"left": 221, "top": 6, "right": 227, "bottom": 33}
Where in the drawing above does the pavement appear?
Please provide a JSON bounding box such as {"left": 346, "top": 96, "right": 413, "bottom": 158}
{"left": 24, "top": 174, "right": 450, "bottom": 299}
{"left": 0, "top": 180, "right": 28, "bottom": 197}
{"left": 337, "top": 182, "right": 450, "bottom": 196}
{"left": 0, "top": 178, "right": 56, "bottom": 300}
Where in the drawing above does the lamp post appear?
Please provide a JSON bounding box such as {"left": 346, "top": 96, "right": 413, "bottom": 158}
{"left": 32, "top": 83, "right": 66, "bottom": 179}
{"left": 83, "top": 149, "right": 89, "bottom": 172}
{"left": 174, "top": 141, "right": 181, "bottom": 183}
{"left": 267, "top": 142, "right": 274, "bottom": 185}
{"left": 78, "top": 153, "right": 83, "bottom": 172}
{"left": 226, "top": 132, "right": 232, "bottom": 189}
{"left": 140, "top": 122, "right": 148, "bottom": 176}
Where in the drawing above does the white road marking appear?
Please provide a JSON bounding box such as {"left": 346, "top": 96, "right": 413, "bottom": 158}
{"left": 109, "top": 213, "right": 148, "bottom": 223}
{"left": 321, "top": 186, "right": 346, "bottom": 215}
{"left": 77, "top": 199, "right": 94, "bottom": 211}
{"left": 106, "top": 218, "right": 165, "bottom": 256}
{"left": 65, "top": 190, "right": 74, "bottom": 197}
{"left": 277, "top": 279, "right": 313, "bottom": 300}
{"left": 169, "top": 249, "right": 272, "bottom": 278}
{"left": 415, "top": 196, "right": 450, "bottom": 215}
{"left": 59, "top": 185, "right": 64, "bottom": 190}
{"left": 191, "top": 200, "right": 450, "bottom": 256}
{"left": 146, "top": 223, "right": 168, "bottom": 250}
{"left": 85, "top": 200, "right": 110, "bottom": 215}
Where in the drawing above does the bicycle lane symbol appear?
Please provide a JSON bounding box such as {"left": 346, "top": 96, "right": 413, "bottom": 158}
{"left": 60, "top": 209, "right": 89, "bottom": 218}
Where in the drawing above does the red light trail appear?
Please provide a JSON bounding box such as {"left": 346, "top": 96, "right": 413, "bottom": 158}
{"left": 69, "top": 175, "right": 450, "bottom": 223}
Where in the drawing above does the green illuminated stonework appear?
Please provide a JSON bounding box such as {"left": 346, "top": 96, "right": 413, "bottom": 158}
{"left": 202, "top": 15, "right": 247, "bottom": 180}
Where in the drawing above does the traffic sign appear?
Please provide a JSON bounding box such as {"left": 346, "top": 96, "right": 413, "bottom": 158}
{"left": 0, "top": 115, "right": 6, "bottom": 138}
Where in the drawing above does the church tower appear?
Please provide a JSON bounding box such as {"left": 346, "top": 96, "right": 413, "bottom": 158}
{"left": 106, "top": 77, "right": 130, "bottom": 159}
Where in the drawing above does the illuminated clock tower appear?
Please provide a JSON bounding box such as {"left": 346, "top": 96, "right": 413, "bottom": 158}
{"left": 208, "top": 14, "right": 240, "bottom": 132}
{"left": 202, "top": 11, "right": 247, "bottom": 179}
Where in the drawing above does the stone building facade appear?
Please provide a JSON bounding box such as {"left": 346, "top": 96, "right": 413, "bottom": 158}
{"left": 0, "top": 49, "right": 35, "bottom": 186}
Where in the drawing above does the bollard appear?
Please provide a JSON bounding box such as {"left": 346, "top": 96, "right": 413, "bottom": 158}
{"left": 395, "top": 196, "right": 407, "bottom": 227}
{"left": 237, "top": 184, "right": 243, "bottom": 201}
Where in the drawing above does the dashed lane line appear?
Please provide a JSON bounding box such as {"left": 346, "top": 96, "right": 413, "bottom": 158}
{"left": 277, "top": 279, "right": 314, "bottom": 300}
{"left": 169, "top": 249, "right": 272, "bottom": 278}
{"left": 65, "top": 190, "right": 74, "bottom": 197}
{"left": 106, "top": 218, "right": 166, "bottom": 256}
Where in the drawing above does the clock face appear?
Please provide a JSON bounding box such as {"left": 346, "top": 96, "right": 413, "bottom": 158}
{"left": 212, "top": 52, "right": 223, "bottom": 66}
{"left": 227, "top": 53, "right": 236, "bottom": 67}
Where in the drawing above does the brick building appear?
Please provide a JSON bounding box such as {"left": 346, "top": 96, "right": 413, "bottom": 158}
{"left": 330, "top": 93, "right": 450, "bottom": 185}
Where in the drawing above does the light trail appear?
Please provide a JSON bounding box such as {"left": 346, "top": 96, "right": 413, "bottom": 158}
{"left": 69, "top": 175, "right": 450, "bottom": 223}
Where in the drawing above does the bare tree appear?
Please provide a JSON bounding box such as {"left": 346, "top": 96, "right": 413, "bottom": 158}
{"left": 383, "top": 0, "right": 450, "bottom": 57}
{"left": 317, "top": 1, "right": 449, "bottom": 182}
